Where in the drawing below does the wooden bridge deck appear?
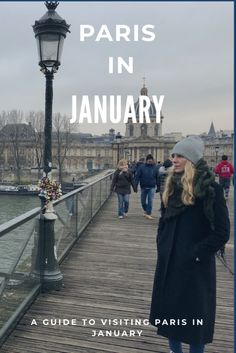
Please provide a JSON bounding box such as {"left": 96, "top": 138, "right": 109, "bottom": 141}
{"left": 1, "top": 191, "right": 234, "bottom": 353}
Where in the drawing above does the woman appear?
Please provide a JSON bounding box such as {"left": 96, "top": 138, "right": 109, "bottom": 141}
{"left": 149, "top": 136, "right": 230, "bottom": 353}
{"left": 111, "top": 159, "right": 137, "bottom": 219}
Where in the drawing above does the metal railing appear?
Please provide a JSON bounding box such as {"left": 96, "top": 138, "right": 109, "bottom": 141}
{"left": 0, "top": 171, "right": 113, "bottom": 345}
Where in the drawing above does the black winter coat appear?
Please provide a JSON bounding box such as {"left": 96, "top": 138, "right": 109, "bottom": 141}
{"left": 111, "top": 170, "right": 136, "bottom": 194}
{"left": 149, "top": 182, "right": 230, "bottom": 345}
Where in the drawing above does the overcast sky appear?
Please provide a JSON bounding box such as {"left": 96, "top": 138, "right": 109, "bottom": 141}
{"left": 0, "top": 1, "right": 233, "bottom": 136}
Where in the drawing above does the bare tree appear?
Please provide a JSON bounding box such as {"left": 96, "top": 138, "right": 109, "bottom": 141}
{"left": 0, "top": 111, "right": 9, "bottom": 128}
{"left": 27, "top": 111, "right": 44, "bottom": 179}
{"left": 0, "top": 111, "right": 8, "bottom": 181}
{"left": 8, "top": 111, "right": 24, "bottom": 183}
{"left": 53, "top": 113, "right": 72, "bottom": 183}
{"left": 1, "top": 110, "right": 31, "bottom": 184}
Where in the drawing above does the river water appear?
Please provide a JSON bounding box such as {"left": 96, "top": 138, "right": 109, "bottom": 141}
{"left": 0, "top": 171, "right": 112, "bottom": 272}
{"left": 0, "top": 195, "right": 39, "bottom": 225}
{"left": 0, "top": 195, "right": 40, "bottom": 273}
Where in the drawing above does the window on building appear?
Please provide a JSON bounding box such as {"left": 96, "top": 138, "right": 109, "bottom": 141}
{"left": 87, "top": 160, "right": 93, "bottom": 171}
{"left": 129, "top": 125, "right": 134, "bottom": 137}
{"left": 155, "top": 124, "right": 159, "bottom": 137}
{"left": 141, "top": 124, "right": 147, "bottom": 137}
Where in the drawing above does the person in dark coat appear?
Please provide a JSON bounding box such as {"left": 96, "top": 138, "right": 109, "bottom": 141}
{"left": 111, "top": 159, "right": 137, "bottom": 219}
{"left": 135, "top": 154, "right": 159, "bottom": 220}
{"left": 157, "top": 158, "right": 173, "bottom": 199}
{"left": 129, "top": 160, "right": 137, "bottom": 176}
{"left": 133, "top": 158, "right": 145, "bottom": 177}
{"left": 149, "top": 136, "right": 230, "bottom": 353}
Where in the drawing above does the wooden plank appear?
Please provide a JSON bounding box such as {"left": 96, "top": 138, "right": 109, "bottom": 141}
{"left": 1, "top": 190, "right": 234, "bottom": 353}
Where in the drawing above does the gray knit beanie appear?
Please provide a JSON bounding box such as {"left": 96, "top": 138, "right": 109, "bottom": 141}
{"left": 172, "top": 136, "right": 204, "bottom": 165}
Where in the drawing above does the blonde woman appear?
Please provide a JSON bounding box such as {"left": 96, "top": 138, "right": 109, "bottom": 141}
{"left": 111, "top": 159, "right": 137, "bottom": 219}
{"left": 149, "top": 136, "right": 230, "bottom": 353}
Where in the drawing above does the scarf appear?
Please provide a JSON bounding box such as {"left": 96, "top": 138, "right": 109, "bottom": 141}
{"left": 163, "top": 172, "right": 186, "bottom": 220}
{"left": 193, "top": 158, "right": 215, "bottom": 230}
{"left": 163, "top": 159, "right": 215, "bottom": 230}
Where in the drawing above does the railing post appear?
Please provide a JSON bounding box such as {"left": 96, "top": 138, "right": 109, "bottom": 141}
{"left": 90, "top": 185, "right": 93, "bottom": 218}
{"left": 100, "top": 180, "right": 102, "bottom": 206}
{"left": 75, "top": 194, "right": 78, "bottom": 237}
{"left": 109, "top": 174, "right": 112, "bottom": 198}
{"left": 106, "top": 177, "right": 108, "bottom": 199}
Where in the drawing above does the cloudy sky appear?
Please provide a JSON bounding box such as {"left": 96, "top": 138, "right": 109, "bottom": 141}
{"left": 0, "top": 1, "right": 233, "bottom": 136}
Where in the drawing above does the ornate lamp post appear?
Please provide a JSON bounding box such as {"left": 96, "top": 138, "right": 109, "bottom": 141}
{"left": 33, "top": 0, "right": 70, "bottom": 178}
{"left": 115, "top": 132, "right": 122, "bottom": 164}
{"left": 32, "top": 1, "right": 70, "bottom": 291}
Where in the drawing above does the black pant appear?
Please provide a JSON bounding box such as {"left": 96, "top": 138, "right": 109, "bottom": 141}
{"left": 219, "top": 177, "right": 231, "bottom": 196}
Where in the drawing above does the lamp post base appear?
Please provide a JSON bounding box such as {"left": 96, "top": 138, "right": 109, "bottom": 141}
{"left": 32, "top": 214, "right": 63, "bottom": 292}
{"left": 38, "top": 270, "right": 63, "bottom": 292}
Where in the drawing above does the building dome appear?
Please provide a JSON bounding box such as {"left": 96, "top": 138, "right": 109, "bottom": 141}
{"left": 134, "top": 100, "right": 156, "bottom": 117}
{"left": 126, "top": 82, "right": 164, "bottom": 139}
{"left": 134, "top": 85, "right": 156, "bottom": 117}
{"left": 140, "top": 86, "right": 148, "bottom": 96}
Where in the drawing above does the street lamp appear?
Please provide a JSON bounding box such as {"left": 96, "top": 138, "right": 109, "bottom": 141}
{"left": 33, "top": 1, "right": 70, "bottom": 176}
{"left": 115, "top": 132, "right": 122, "bottom": 164}
{"left": 215, "top": 146, "right": 219, "bottom": 164}
{"left": 32, "top": 1, "right": 70, "bottom": 291}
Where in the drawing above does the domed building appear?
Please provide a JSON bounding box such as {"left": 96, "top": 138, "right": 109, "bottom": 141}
{"left": 125, "top": 84, "right": 164, "bottom": 139}
{"left": 113, "top": 83, "right": 178, "bottom": 164}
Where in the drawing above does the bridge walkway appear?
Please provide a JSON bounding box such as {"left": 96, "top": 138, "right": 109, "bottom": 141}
{"left": 1, "top": 191, "right": 233, "bottom": 353}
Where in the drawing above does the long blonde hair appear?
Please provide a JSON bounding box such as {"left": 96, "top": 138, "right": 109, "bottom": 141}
{"left": 162, "top": 160, "right": 196, "bottom": 207}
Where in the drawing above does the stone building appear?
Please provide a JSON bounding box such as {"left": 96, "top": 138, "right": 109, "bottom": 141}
{"left": 113, "top": 84, "right": 180, "bottom": 164}
{"left": 0, "top": 89, "right": 233, "bottom": 183}
{"left": 113, "top": 90, "right": 233, "bottom": 169}
{"left": 63, "top": 130, "right": 114, "bottom": 176}
{"left": 0, "top": 124, "right": 114, "bottom": 183}
{"left": 0, "top": 123, "right": 36, "bottom": 183}
{"left": 200, "top": 122, "right": 234, "bottom": 170}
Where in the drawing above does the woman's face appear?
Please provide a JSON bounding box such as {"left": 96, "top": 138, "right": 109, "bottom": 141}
{"left": 119, "top": 163, "right": 128, "bottom": 170}
{"left": 172, "top": 154, "right": 187, "bottom": 173}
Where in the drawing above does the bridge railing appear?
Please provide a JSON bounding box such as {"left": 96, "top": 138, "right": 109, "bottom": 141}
{"left": 0, "top": 171, "right": 113, "bottom": 345}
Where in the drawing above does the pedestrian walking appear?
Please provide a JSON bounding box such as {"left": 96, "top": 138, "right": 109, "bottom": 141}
{"left": 149, "top": 136, "right": 230, "bottom": 353}
{"left": 214, "top": 155, "right": 234, "bottom": 199}
{"left": 135, "top": 154, "right": 159, "bottom": 220}
{"left": 129, "top": 160, "right": 137, "bottom": 176}
{"left": 111, "top": 159, "right": 137, "bottom": 219}
{"left": 157, "top": 158, "right": 173, "bottom": 199}
{"left": 133, "top": 158, "right": 145, "bottom": 177}
{"left": 156, "top": 161, "right": 162, "bottom": 172}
